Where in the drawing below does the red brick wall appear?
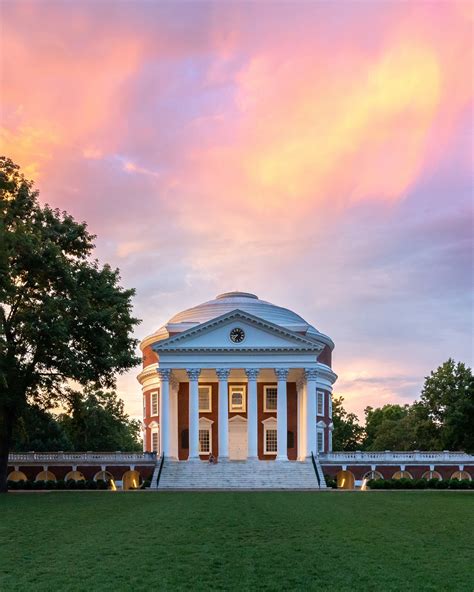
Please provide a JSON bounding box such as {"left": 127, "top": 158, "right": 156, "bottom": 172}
{"left": 142, "top": 346, "right": 158, "bottom": 368}
{"left": 318, "top": 345, "right": 332, "bottom": 368}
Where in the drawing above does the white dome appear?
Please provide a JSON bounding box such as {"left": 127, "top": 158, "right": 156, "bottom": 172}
{"left": 167, "top": 292, "right": 313, "bottom": 330}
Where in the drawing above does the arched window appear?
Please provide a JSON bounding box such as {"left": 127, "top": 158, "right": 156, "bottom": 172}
{"left": 122, "top": 470, "right": 141, "bottom": 490}
{"left": 451, "top": 470, "right": 471, "bottom": 481}
{"left": 65, "top": 470, "right": 85, "bottom": 482}
{"left": 336, "top": 470, "right": 355, "bottom": 489}
{"left": 422, "top": 470, "right": 442, "bottom": 481}
{"left": 363, "top": 470, "right": 383, "bottom": 481}
{"left": 35, "top": 470, "right": 56, "bottom": 482}
{"left": 94, "top": 470, "right": 114, "bottom": 482}
{"left": 393, "top": 470, "right": 413, "bottom": 480}
{"left": 8, "top": 470, "right": 27, "bottom": 482}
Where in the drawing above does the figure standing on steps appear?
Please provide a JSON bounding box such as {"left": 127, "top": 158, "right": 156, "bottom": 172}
{"left": 209, "top": 453, "right": 217, "bottom": 464}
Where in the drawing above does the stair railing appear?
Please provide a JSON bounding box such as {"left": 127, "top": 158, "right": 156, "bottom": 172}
{"left": 156, "top": 453, "right": 165, "bottom": 488}
{"left": 311, "top": 451, "right": 321, "bottom": 487}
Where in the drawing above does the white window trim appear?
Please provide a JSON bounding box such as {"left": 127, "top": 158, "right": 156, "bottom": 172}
{"left": 150, "top": 390, "right": 159, "bottom": 416}
{"left": 150, "top": 424, "right": 160, "bottom": 454}
{"left": 317, "top": 390, "right": 325, "bottom": 416}
{"left": 198, "top": 417, "right": 213, "bottom": 455}
{"left": 198, "top": 385, "right": 212, "bottom": 413}
{"left": 229, "top": 385, "right": 247, "bottom": 412}
{"left": 262, "top": 417, "right": 277, "bottom": 455}
{"left": 263, "top": 385, "right": 278, "bottom": 413}
{"left": 316, "top": 427, "right": 325, "bottom": 453}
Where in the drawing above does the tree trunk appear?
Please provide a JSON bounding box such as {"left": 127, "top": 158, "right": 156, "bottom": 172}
{"left": 0, "top": 405, "right": 14, "bottom": 493}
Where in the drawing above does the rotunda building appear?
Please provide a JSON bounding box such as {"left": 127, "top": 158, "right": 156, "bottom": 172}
{"left": 138, "top": 292, "right": 337, "bottom": 462}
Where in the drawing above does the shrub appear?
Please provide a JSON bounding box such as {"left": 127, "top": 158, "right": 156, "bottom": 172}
{"left": 56, "top": 480, "right": 66, "bottom": 490}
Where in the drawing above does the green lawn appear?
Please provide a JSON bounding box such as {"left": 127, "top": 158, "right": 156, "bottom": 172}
{"left": 0, "top": 491, "right": 473, "bottom": 591}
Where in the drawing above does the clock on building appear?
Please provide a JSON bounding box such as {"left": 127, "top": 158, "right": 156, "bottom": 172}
{"left": 229, "top": 327, "right": 245, "bottom": 343}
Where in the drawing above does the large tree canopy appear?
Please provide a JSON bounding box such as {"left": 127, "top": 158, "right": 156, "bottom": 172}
{"left": 331, "top": 395, "right": 365, "bottom": 451}
{"left": 419, "top": 359, "right": 474, "bottom": 452}
{"left": 0, "top": 157, "right": 140, "bottom": 492}
{"left": 59, "top": 388, "right": 142, "bottom": 452}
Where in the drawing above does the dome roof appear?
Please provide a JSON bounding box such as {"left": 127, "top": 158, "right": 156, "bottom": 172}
{"left": 142, "top": 292, "right": 334, "bottom": 349}
{"left": 167, "top": 292, "right": 312, "bottom": 330}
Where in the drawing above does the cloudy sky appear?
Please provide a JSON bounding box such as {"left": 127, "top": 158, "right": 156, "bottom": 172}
{"left": 1, "top": 1, "right": 473, "bottom": 419}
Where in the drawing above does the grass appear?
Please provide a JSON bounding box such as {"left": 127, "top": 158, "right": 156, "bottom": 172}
{"left": 0, "top": 491, "right": 473, "bottom": 592}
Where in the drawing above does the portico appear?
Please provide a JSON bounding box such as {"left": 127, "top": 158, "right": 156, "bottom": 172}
{"left": 155, "top": 365, "right": 334, "bottom": 462}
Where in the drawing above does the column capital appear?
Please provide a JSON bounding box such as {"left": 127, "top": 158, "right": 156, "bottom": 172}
{"left": 157, "top": 368, "right": 172, "bottom": 381}
{"left": 216, "top": 368, "right": 231, "bottom": 380}
{"left": 186, "top": 368, "right": 201, "bottom": 381}
{"left": 304, "top": 368, "right": 318, "bottom": 381}
{"left": 245, "top": 368, "right": 260, "bottom": 381}
{"left": 275, "top": 368, "right": 289, "bottom": 380}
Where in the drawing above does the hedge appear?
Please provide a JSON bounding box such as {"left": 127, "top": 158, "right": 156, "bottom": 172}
{"left": 367, "top": 478, "right": 474, "bottom": 490}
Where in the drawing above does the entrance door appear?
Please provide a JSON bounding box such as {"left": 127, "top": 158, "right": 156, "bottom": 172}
{"left": 228, "top": 416, "right": 248, "bottom": 460}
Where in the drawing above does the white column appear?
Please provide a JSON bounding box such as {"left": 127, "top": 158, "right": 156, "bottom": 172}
{"left": 296, "top": 378, "right": 306, "bottom": 461}
{"left": 186, "top": 368, "right": 201, "bottom": 460}
{"left": 245, "top": 368, "right": 260, "bottom": 460}
{"left": 305, "top": 368, "right": 318, "bottom": 459}
{"left": 216, "top": 368, "right": 231, "bottom": 460}
{"left": 275, "top": 368, "right": 289, "bottom": 461}
{"left": 169, "top": 376, "right": 179, "bottom": 460}
{"left": 157, "top": 368, "right": 171, "bottom": 457}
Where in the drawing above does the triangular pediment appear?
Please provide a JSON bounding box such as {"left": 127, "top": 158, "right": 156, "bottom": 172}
{"left": 152, "top": 310, "right": 324, "bottom": 353}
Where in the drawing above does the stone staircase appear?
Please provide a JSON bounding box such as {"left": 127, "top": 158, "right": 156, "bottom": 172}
{"left": 154, "top": 459, "right": 327, "bottom": 490}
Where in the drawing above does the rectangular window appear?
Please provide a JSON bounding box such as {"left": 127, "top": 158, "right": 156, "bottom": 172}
{"left": 317, "top": 430, "right": 324, "bottom": 453}
{"left": 229, "top": 386, "right": 246, "bottom": 412}
{"left": 151, "top": 391, "right": 159, "bottom": 416}
{"left": 264, "top": 386, "right": 278, "bottom": 412}
{"left": 265, "top": 428, "right": 278, "bottom": 454}
{"left": 151, "top": 431, "right": 159, "bottom": 453}
{"left": 199, "top": 429, "right": 210, "bottom": 454}
{"left": 317, "top": 390, "right": 324, "bottom": 416}
{"left": 198, "top": 386, "right": 212, "bottom": 412}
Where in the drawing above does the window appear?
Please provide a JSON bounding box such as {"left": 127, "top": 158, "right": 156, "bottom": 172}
{"left": 317, "top": 390, "right": 325, "bottom": 415}
{"left": 317, "top": 430, "right": 324, "bottom": 453}
{"left": 393, "top": 471, "right": 413, "bottom": 480}
{"left": 422, "top": 470, "right": 442, "bottom": 481}
{"left": 151, "top": 430, "right": 159, "bottom": 453}
{"left": 363, "top": 471, "right": 383, "bottom": 481}
{"left": 264, "top": 386, "right": 277, "bottom": 412}
{"left": 151, "top": 391, "right": 159, "bottom": 416}
{"left": 198, "top": 386, "right": 212, "bottom": 412}
{"left": 229, "top": 386, "right": 246, "bottom": 412}
{"left": 451, "top": 470, "right": 471, "bottom": 481}
{"left": 265, "top": 429, "right": 278, "bottom": 454}
{"left": 199, "top": 429, "right": 211, "bottom": 454}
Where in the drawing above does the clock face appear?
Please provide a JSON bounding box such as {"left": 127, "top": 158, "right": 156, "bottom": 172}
{"left": 230, "top": 327, "right": 245, "bottom": 343}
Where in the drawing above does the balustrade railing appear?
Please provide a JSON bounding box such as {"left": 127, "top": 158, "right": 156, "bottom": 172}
{"left": 8, "top": 451, "right": 157, "bottom": 464}
{"left": 319, "top": 451, "right": 474, "bottom": 463}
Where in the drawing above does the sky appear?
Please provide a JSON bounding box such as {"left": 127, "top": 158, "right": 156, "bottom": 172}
{"left": 1, "top": 1, "right": 473, "bottom": 421}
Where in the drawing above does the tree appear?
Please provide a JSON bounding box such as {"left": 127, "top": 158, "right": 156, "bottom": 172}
{"left": 0, "top": 157, "right": 140, "bottom": 492}
{"left": 59, "top": 388, "right": 142, "bottom": 451}
{"left": 11, "top": 404, "right": 72, "bottom": 452}
{"left": 419, "top": 359, "right": 474, "bottom": 452}
{"left": 363, "top": 403, "right": 442, "bottom": 451}
{"left": 363, "top": 404, "right": 410, "bottom": 450}
{"left": 332, "top": 395, "right": 365, "bottom": 451}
